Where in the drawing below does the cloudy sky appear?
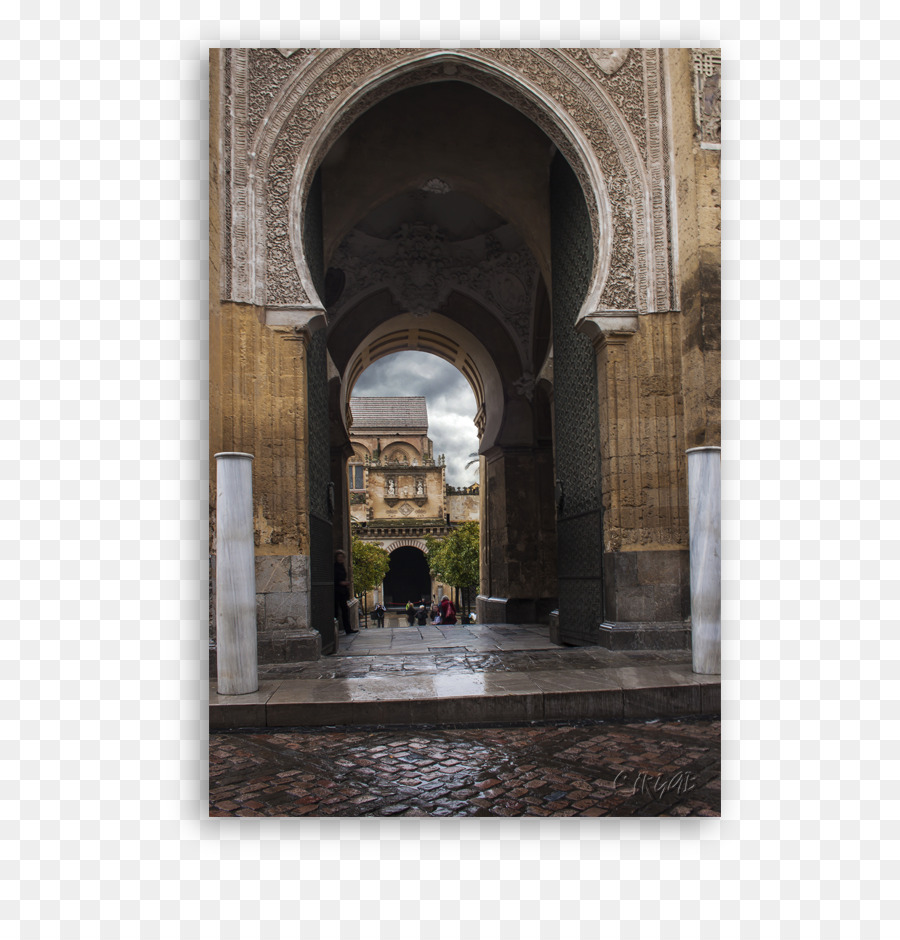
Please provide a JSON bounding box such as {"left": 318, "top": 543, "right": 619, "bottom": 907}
{"left": 352, "top": 351, "right": 479, "bottom": 487}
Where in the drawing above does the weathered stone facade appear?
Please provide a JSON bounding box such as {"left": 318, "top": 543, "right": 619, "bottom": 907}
{"left": 209, "top": 48, "right": 721, "bottom": 660}
{"left": 346, "top": 396, "right": 480, "bottom": 606}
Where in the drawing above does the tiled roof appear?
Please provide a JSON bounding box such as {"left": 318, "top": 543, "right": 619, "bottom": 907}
{"left": 350, "top": 396, "right": 429, "bottom": 430}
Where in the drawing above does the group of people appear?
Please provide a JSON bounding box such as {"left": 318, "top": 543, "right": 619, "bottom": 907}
{"left": 405, "top": 595, "right": 457, "bottom": 626}
{"left": 334, "top": 548, "right": 469, "bottom": 637}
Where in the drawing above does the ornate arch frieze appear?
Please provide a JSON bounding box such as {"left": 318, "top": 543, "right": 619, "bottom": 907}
{"left": 219, "top": 48, "right": 677, "bottom": 334}
{"left": 328, "top": 221, "right": 541, "bottom": 372}
{"left": 382, "top": 538, "right": 429, "bottom": 555}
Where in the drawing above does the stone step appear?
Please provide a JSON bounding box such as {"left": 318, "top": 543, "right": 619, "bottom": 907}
{"left": 209, "top": 662, "right": 720, "bottom": 730}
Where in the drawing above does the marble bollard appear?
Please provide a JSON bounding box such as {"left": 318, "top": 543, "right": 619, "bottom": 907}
{"left": 215, "top": 452, "right": 258, "bottom": 694}
{"left": 687, "top": 446, "right": 721, "bottom": 674}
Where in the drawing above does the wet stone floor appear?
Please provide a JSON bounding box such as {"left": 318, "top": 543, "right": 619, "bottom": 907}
{"left": 257, "top": 621, "right": 694, "bottom": 681}
{"left": 209, "top": 716, "right": 720, "bottom": 817}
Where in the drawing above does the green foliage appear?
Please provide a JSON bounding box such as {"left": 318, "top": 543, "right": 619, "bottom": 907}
{"left": 425, "top": 521, "right": 480, "bottom": 591}
{"left": 350, "top": 537, "right": 390, "bottom": 595}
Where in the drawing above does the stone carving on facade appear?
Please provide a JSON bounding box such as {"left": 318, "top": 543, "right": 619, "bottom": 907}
{"left": 513, "top": 371, "right": 536, "bottom": 401}
{"left": 420, "top": 177, "right": 451, "bottom": 194}
{"left": 586, "top": 49, "right": 630, "bottom": 76}
{"left": 329, "top": 222, "right": 539, "bottom": 366}
{"left": 220, "top": 48, "right": 676, "bottom": 327}
{"left": 577, "top": 49, "right": 646, "bottom": 158}
{"left": 692, "top": 50, "right": 721, "bottom": 145}
{"left": 391, "top": 223, "right": 449, "bottom": 316}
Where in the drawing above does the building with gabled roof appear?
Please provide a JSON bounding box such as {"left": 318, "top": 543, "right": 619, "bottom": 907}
{"left": 350, "top": 396, "right": 428, "bottom": 432}
{"left": 347, "top": 395, "right": 478, "bottom": 608}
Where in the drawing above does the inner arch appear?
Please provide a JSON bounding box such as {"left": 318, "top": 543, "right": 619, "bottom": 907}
{"left": 340, "top": 314, "right": 501, "bottom": 450}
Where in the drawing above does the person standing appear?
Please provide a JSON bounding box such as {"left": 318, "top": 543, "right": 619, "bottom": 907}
{"left": 373, "top": 603, "right": 386, "bottom": 628}
{"left": 415, "top": 603, "right": 428, "bottom": 626}
{"left": 439, "top": 594, "right": 457, "bottom": 625}
{"left": 334, "top": 550, "right": 357, "bottom": 635}
{"left": 405, "top": 600, "right": 416, "bottom": 626}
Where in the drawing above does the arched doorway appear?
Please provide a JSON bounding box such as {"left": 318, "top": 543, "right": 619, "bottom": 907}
{"left": 211, "top": 49, "right": 705, "bottom": 659}
{"left": 313, "top": 78, "right": 592, "bottom": 635}
{"left": 382, "top": 546, "right": 432, "bottom": 608}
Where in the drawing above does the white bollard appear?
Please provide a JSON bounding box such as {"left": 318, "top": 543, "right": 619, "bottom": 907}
{"left": 215, "top": 452, "right": 258, "bottom": 694}
{"left": 687, "top": 446, "right": 721, "bottom": 674}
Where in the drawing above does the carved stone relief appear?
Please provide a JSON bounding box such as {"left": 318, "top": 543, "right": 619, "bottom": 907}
{"left": 221, "top": 48, "right": 677, "bottom": 326}
{"left": 692, "top": 50, "right": 722, "bottom": 145}
{"left": 586, "top": 49, "right": 630, "bottom": 76}
{"left": 329, "top": 221, "right": 540, "bottom": 368}
{"left": 247, "top": 49, "right": 300, "bottom": 137}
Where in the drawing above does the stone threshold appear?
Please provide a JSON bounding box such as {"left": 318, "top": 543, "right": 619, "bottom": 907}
{"left": 209, "top": 662, "right": 720, "bottom": 730}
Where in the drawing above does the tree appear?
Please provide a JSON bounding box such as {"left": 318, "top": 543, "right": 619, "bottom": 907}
{"left": 425, "top": 521, "right": 480, "bottom": 616}
{"left": 350, "top": 537, "right": 390, "bottom": 599}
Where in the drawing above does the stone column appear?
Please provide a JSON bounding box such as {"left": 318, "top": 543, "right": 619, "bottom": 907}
{"left": 215, "top": 452, "right": 258, "bottom": 694}
{"left": 687, "top": 446, "right": 720, "bottom": 674}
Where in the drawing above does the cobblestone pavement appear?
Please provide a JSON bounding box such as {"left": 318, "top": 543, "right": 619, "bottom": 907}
{"left": 209, "top": 717, "right": 720, "bottom": 817}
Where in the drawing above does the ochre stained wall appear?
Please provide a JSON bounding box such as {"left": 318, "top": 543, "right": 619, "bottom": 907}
{"left": 594, "top": 312, "right": 689, "bottom": 554}
{"left": 669, "top": 48, "right": 722, "bottom": 450}
{"left": 209, "top": 51, "right": 311, "bottom": 559}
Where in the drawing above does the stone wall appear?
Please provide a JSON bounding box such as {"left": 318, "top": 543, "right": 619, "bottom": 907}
{"left": 210, "top": 50, "right": 317, "bottom": 653}
{"left": 669, "top": 49, "right": 721, "bottom": 449}
{"left": 594, "top": 312, "right": 689, "bottom": 555}
{"left": 480, "top": 446, "right": 557, "bottom": 623}
{"left": 447, "top": 492, "right": 480, "bottom": 523}
{"left": 209, "top": 554, "right": 320, "bottom": 673}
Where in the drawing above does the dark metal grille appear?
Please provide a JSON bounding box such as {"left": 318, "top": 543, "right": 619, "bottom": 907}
{"left": 304, "top": 170, "right": 335, "bottom": 650}
{"left": 551, "top": 153, "right": 604, "bottom": 644}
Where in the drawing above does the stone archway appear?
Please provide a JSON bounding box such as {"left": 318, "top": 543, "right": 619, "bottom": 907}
{"left": 221, "top": 48, "right": 676, "bottom": 333}
{"left": 211, "top": 49, "right": 719, "bottom": 658}
{"left": 339, "top": 314, "right": 504, "bottom": 449}
{"left": 382, "top": 545, "right": 432, "bottom": 608}
{"left": 307, "top": 75, "right": 604, "bottom": 633}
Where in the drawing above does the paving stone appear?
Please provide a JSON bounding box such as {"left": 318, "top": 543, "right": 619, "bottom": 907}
{"left": 209, "top": 717, "right": 720, "bottom": 817}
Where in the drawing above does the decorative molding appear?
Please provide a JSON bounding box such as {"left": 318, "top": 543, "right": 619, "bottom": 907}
{"left": 264, "top": 305, "right": 327, "bottom": 342}
{"left": 643, "top": 49, "right": 672, "bottom": 312}
{"left": 578, "top": 313, "right": 639, "bottom": 343}
{"left": 226, "top": 49, "right": 251, "bottom": 302}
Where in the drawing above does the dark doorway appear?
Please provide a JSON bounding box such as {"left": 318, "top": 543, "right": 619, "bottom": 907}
{"left": 383, "top": 546, "right": 431, "bottom": 607}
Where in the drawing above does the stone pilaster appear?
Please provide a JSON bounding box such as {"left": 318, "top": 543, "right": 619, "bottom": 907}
{"left": 589, "top": 314, "right": 690, "bottom": 630}
{"left": 477, "top": 445, "right": 557, "bottom": 623}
